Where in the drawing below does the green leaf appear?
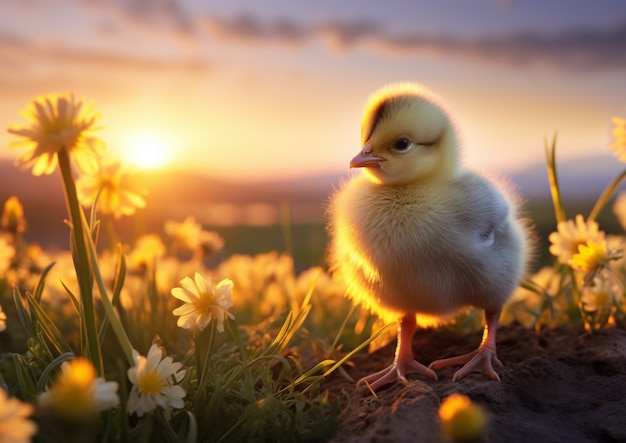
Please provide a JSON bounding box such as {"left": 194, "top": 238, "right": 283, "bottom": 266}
{"left": 22, "top": 290, "right": 73, "bottom": 355}
{"left": 36, "top": 352, "right": 76, "bottom": 392}
{"left": 11, "top": 354, "right": 38, "bottom": 400}
{"left": 544, "top": 133, "right": 566, "bottom": 224}
{"left": 588, "top": 168, "right": 626, "bottom": 222}
{"left": 32, "top": 261, "right": 56, "bottom": 303}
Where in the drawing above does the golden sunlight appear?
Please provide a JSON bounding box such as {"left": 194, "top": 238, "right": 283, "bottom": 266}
{"left": 122, "top": 128, "right": 175, "bottom": 170}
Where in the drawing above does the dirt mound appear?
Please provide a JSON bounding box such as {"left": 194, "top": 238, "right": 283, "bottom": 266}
{"left": 326, "top": 324, "right": 626, "bottom": 443}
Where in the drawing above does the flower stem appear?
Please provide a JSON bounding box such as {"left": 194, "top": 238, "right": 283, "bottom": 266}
{"left": 57, "top": 148, "right": 103, "bottom": 375}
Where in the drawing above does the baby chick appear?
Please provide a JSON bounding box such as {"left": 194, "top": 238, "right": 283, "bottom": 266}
{"left": 328, "top": 82, "right": 529, "bottom": 390}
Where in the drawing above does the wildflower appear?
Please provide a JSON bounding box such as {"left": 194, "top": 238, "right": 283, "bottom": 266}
{"left": 127, "top": 343, "right": 186, "bottom": 417}
{"left": 502, "top": 266, "right": 565, "bottom": 328}
{"left": 38, "top": 358, "right": 119, "bottom": 421}
{"left": 165, "top": 216, "right": 203, "bottom": 252}
{"left": 609, "top": 116, "right": 626, "bottom": 161}
{"left": 580, "top": 273, "right": 619, "bottom": 313}
{"left": 1, "top": 196, "right": 26, "bottom": 233}
{"left": 612, "top": 192, "right": 626, "bottom": 231}
{"left": 569, "top": 240, "right": 608, "bottom": 273}
{"left": 7, "top": 93, "right": 104, "bottom": 175}
{"left": 128, "top": 234, "right": 166, "bottom": 272}
{"left": 171, "top": 272, "right": 234, "bottom": 332}
{"left": 548, "top": 214, "right": 605, "bottom": 264}
{"left": 0, "top": 388, "right": 37, "bottom": 443}
{"left": 570, "top": 240, "right": 622, "bottom": 283}
{"left": 439, "top": 393, "right": 488, "bottom": 443}
{"left": 0, "top": 234, "right": 15, "bottom": 276}
{"left": 76, "top": 160, "right": 147, "bottom": 219}
{"left": 198, "top": 230, "right": 225, "bottom": 256}
{"left": 0, "top": 305, "right": 6, "bottom": 332}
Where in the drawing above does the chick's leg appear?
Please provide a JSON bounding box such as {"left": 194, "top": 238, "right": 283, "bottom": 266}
{"left": 429, "top": 309, "right": 504, "bottom": 382}
{"left": 358, "top": 314, "right": 438, "bottom": 391}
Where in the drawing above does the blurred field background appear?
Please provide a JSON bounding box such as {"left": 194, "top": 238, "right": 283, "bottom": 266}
{"left": 2, "top": 152, "right": 624, "bottom": 274}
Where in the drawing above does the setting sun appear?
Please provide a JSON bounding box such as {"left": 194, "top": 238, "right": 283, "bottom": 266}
{"left": 122, "top": 128, "right": 175, "bottom": 170}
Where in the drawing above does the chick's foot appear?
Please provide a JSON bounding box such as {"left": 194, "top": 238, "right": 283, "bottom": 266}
{"left": 429, "top": 347, "right": 503, "bottom": 382}
{"left": 358, "top": 357, "right": 438, "bottom": 391}
{"left": 358, "top": 314, "right": 437, "bottom": 391}
{"left": 429, "top": 309, "right": 504, "bottom": 382}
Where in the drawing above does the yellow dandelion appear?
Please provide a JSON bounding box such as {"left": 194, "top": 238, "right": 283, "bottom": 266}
{"left": 439, "top": 393, "right": 488, "bottom": 442}
{"left": 128, "top": 234, "right": 166, "bottom": 272}
{"left": 548, "top": 214, "right": 605, "bottom": 264}
{"left": 76, "top": 160, "right": 147, "bottom": 219}
{"left": 165, "top": 216, "right": 203, "bottom": 252}
{"left": 171, "top": 272, "right": 234, "bottom": 332}
{"left": 198, "top": 230, "right": 225, "bottom": 256}
{"left": 610, "top": 116, "right": 626, "bottom": 161}
{"left": 1, "top": 196, "right": 26, "bottom": 233}
{"left": 7, "top": 92, "right": 104, "bottom": 175}
{"left": 0, "top": 235, "right": 15, "bottom": 277}
{"left": 568, "top": 240, "right": 608, "bottom": 274}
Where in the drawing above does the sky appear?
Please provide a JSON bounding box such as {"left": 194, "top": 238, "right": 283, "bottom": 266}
{"left": 0, "top": 0, "right": 625, "bottom": 181}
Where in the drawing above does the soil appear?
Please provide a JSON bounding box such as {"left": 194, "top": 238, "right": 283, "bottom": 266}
{"left": 324, "top": 324, "right": 626, "bottom": 443}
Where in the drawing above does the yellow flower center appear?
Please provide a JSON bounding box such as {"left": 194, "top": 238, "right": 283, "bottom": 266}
{"left": 138, "top": 369, "right": 163, "bottom": 395}
{"left": 194, "top": 291, "right": 219, "bottom": 315}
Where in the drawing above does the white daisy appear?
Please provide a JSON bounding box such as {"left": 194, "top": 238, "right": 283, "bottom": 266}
{"left": 171, "top": 273, "right": 234, "bottom": 332}
{"left": 0, "top": 389, "right": 37, "bottom": 443}
{"left": 127, "top": 344, "right": 186, "bottom": 417}
{"left": 38, "top": 358, "right": 119, "bottom": 420}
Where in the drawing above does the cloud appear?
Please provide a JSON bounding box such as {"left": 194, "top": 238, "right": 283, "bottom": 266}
{"left": 82, "top": 0, "right": 194, "bottom": 35}
{"left": 3, "top": 1, "right": 624, "bottom": 73}
{"left": 199, "top": 14, "right": 626, "bottom": 71}
{"left": 368, "top": 23, "right": 626, "bottom": 71}
{"left": 200, "top": 13, "right": 310, "bottom": 47}
{"left": 0, "top": 31, "right": 210, "bottom": 77}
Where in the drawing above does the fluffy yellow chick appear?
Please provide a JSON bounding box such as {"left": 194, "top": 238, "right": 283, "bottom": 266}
{"left": 328, "top": 82, "right": 529, "bottom": 390}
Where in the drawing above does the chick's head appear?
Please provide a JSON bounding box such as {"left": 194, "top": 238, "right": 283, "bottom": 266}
{"left": 352, "top": 82, "right": 460, "bottom": 186}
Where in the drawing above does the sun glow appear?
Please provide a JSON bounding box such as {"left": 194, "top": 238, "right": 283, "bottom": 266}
{"left": 122, "top": 128, "right": 175, "bottom": 170}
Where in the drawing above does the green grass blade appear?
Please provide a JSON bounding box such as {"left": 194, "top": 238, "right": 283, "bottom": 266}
{"left": 588, "top": 168, "right": 626, "bottom": 222}
{"left": 99, "top": 245, "right": 127, "bottom": 341}
{"left": 32, "top": 261, "right": 56, "bottom": 303}
{"left": 60, "top": 280, "right": 81, "bottom": 314}
{"left": 322, "top": 321, "right": 396, "bottom": 378}
{"left": 11, "top": 354, "right": 38, "bottom": 400}
{"left": 544, "top": 133, "right": 566, "bottom": 224}
{"left": 36, "top": 352, "right": 75, "bottom": 392}
{"left": 81, "top": 210, "right": 134, "bottom": 365}
{"left": 12, "top": 286, "right": 34, "bottom": 338}
{"left": 22, "top": 290, "right": 73, "bottom": 355}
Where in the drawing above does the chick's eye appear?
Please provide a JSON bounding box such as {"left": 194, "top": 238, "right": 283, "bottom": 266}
{"left": 392, "top": 137, "right": 411, "bottom": 152}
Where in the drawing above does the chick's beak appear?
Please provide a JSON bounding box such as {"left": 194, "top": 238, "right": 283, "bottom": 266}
{"left": 350, "top": 144, "right": 384, "bottom": 168}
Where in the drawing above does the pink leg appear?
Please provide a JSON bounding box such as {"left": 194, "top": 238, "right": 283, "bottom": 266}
{"left": 429, "top": 309, "right": 504, "bottom": 382}
{"left": 358, "top": 315, "right": 438, "bottom": 391}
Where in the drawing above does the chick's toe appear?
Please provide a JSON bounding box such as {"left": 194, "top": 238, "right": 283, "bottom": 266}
{"left": 358, "top": 315, "right": 437, "bottom": 391}
{"left": 429, "top": 309, "right": 504, "bottom": 381}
